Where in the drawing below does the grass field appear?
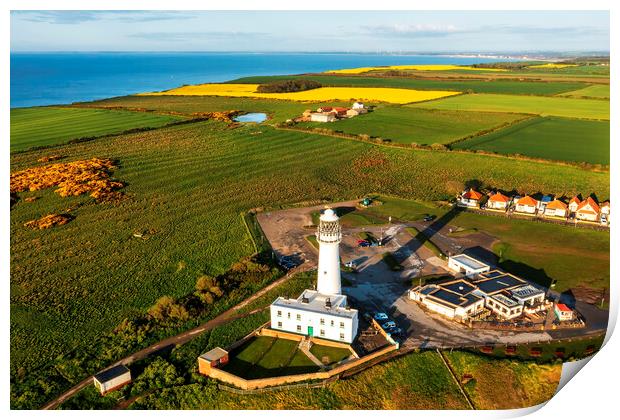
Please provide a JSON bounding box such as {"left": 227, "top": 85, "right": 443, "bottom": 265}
{"left": 142, "top": 83, "right": 460, "bottom": 104}
{"left": 10, "top": 107, "right": 182, "bottom": 152}
{"left": 443, "top": 351, "right": 560, "bottom": 409}
{"left": 409, "top": 93, "right": 610, "bottom": 120}
{"left": 558, "top": 84, "right": 610, "bottom": 99}
{"left": 223, "top": 336, "right": 318, "bottom": 379}
{"left": 453, "top": 117, "right": 610, "bottom": 164}
{"left": 10, "top": 120, "right": 610, "bottom": 380}
{"left": 297, "top": 106, "right": 525, "bottom": 145}
{"left": 231, "top": 74, "right": 588, "bottom": 96}
{"left": 354, "top": 195, "right": 609, "bottom": 291}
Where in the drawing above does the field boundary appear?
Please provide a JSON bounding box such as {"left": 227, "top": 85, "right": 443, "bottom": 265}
{"left": 436, "top": 349, "right": 476, "bottom": 410}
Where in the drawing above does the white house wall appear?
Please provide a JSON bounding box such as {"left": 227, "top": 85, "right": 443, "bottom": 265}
{"left": 270, "top": 305, "right": 358, "bottom": 343}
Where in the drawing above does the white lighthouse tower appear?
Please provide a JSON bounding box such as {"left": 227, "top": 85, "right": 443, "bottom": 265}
{"left": 269, "top": 207, "right": 359, "bottom": 343}
{"left": 316, "top": 208, "right": 342, "bottom": 295}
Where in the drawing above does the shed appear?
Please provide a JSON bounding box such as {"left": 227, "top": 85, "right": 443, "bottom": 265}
{"left": 93, "top": 365, "right": 131, "bottom": 395}
{"left": 554, "top": 303, "right": 574, "bottom": 322}
{"left": 198, "top": 347, "right": 229, "bottom": 375}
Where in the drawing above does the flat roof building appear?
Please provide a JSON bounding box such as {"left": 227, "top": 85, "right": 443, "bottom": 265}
{"left": 448, "top": 254, "right": 491, "bottom": 278}
{"left": 93, "top": 365, "right": 131, "bottom": 395}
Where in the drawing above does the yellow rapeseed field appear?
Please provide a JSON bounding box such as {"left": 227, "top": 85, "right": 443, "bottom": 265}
{"left": 141, "top": 83, "right": 460, "bottom": 104}
{"left": 325, "top": 64, "right": 507, "bottom": 74}
{"left": 528, "top": 63, "right": 578, "bottom": 69}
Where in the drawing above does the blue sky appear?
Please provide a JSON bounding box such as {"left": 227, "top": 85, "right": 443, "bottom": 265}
{"left": 10, "top": 10, "right": 609, "bottom": 52}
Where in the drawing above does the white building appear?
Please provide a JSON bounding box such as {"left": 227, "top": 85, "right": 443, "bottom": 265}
{"left": 448, "top": 254, "right": 490, "bottom": 278}
{"left": 93, "top": 365, "right": 131, "bottom": 395}
{"left": 310, "top": 112, "right": 336, "bottom": 123}
{"left": 270, "top": 208, "right": 359, "bottom": 343}
{"left": 458, "top": 188, "right": 483, "bottom": 208}
{"left": 554, "top": 303, "right": 574, "bottom": 322}
{"left": 352, "top": 102, "right": 365, "bottom": 110}
{"left": 409, "top": 279, "right": 485, "bottom": 321}
{"left": 515, "top": 196, "right": 538, "bottom": 214}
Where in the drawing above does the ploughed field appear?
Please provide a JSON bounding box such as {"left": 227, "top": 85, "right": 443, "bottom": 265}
{"left": 453, "top": 117, "right": 610, "bottom": 165}
{"left": 10, "top": 106, "right": 182, "bottom": 152}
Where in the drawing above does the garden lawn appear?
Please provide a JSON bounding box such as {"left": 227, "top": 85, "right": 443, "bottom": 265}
{"left": 10, "top": 106, "right": 182, "bottom": 152}
{"left": 453, "top": 117, "right": 610, "bottom": 165}
{"left": 309, "top": 344, "right": 351, "bottom": 365}
{"left": 409, "top": 93, "right": 610, "bottom": 120}
{"left": 298, "top": 106, "right": 525, "bottom": 145}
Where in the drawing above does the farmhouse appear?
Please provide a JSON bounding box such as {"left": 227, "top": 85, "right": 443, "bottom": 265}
{"left": 554, "top": 303, "right": 574, "bottom": 322}
{"left": 93, "top": 365, "right": 131, "bottom": 395}
{"left": 310, "top": 112, "right": 336, "bottom": 123}
{"left": 515, "top": 195, "right": 538, "bottom": 214}
{"left": 575, "top": 197, "right": 600, "bottom": 222}
{"left": 447, "top": 254, "right": 490, "bottom": 278}
{"left": 412, "top": 254, "right": 548, "bottom": 322}
{"left": 458, "top": 188, "right": 483, "bottom": 208}
{"left": 270, "top": 209, "right": 359, "bottom": 343}
{"left": 543, "top": 199, "right": 568, "bottom": 218}
{"left": 486, "top": 191, "right": 510, "bottom": 210}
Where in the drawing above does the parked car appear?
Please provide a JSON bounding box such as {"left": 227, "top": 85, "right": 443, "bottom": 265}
{"left": 601, "top": 214, "right": 608, "bottom": 225}
{"left": 381, "top": 321, "right": 396, "bottom": 330}
{"left": 358, "top": 241, "right": 370, "bottom": 248}
{"left": 373, "top": 312, "right": 389, "bottom": 321}
{"left": 387, "top": 326, "right": 403, "bottom": 336}
{"left": 423, "top": 215, "right": 436, "bottom": 222}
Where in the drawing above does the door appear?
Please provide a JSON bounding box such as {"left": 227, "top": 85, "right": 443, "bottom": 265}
{"left": 307, "top": 326, "right": 314, "bottom": 337}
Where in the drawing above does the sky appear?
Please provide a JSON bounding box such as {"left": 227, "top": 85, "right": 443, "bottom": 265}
{"left": 10, "top": 10, "right": 610, "bottom": 53}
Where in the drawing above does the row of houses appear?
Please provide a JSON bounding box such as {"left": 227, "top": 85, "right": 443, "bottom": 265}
{"left": 409, "top": 254, "right": 571, "bottom": 323}
{"left": 458, "top": 188, "right": 610, "bottom": 225}
{"left": 299, "top": 102, "right": 368, "bottom": 123}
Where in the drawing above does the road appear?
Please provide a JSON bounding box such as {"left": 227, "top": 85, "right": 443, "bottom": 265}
{"left": 41, "top": 267, "right": 304, "bottom": 410}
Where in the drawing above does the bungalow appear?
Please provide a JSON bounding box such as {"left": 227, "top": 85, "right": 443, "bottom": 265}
{"left": 554, "top": 303, "right": 574, "bottom": 322}
{"left": 486, "top": 192, "right": 510, "bottom": 210}
{"left": 448, "top": 254, "right": 490, "bottom": 278}
{"left": 515, "top": 195, "right": 538, "bottom": 214}
{"left": 576, "top": 197, "right": 600, "bottom": 222}
{"left": 310, "top": 112, "right": 336, "bottom": 123}
{"left": 458, "top": 188, "right": 483, "bottom": 208}
{"left": 543, "top": 199, "right": 568, "bottom": 218}
{"left": 568, "top": 196, "right": 581, "bottom": 215}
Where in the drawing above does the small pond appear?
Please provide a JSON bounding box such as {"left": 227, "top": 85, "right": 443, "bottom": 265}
{"left": 233, "top": 112, "right": 267, "bottom": 123}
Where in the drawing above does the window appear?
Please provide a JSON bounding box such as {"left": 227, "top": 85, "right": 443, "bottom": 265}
{"left": 277, "top": 321, "right": 282, "bottom": 328}
{"left": 296, "top": 325, "right": 301, "bottom": 332}
{"left": 320, "top": 329, "right": 325, "bottom": 337}
{"left": 296, "top": 314, "right": 301, "bottom": 321}
{"left": 277, "top": 310, "right": 282, "bottom": 317}
{"left": 320, "top": 318, "right": 325, "bottom": 325}
{"left": 339, "top": 333, "right": 345, "bottom": 340}
{"left": 287, "top": 312, "right": 291, "bottom": 319}
{"left": 340, "top": 322, "right": 345, "bottom": 329}
{"left": 330, "top": 320, "right": 334, "bottom": 327}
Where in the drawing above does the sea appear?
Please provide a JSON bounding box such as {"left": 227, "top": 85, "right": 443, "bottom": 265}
{"left": 10, "top": 52, "right": 514, "bottom": 108}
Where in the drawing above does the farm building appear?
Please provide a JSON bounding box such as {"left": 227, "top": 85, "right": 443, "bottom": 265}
{"left": 412, "top": 254, "right": 548, "bottom": 322}
{"left": 515, "top": 195, "right": 538, "bottom": 214}
{"left": 93, "top": 365, "right": 131, "bottom": 395}
{"left": 448, "top": 254, "right": 490, "bottom": 278}
{"left": 346, "top": 109, "right": 361, "bottom": 117}
{"left": 543, "top": 199, "right": 568, "bottom": 218}
{"left": 458, "top": 188, "right": 483, "bottom": 208}
{"left": 310, "top": 112, "right": 336, "bottom": 123}
{"left": 554, "top": 303, "right": 574, "bottom": 322}
{"left": 270, "top": 208, "right": 359, "bottom": 343}
{"left": 486, "top": 192, "right": 510, "bottom": 210}
{"left": 568, "top": 196, "right": 581, "bottom": 214}
{"left": 352, "top": 101, "right": 365, "bottom": 110}
{"left": 576, "top": 197, "right": 600, "bottom": 222}
{"left": 198, "top": 347, "right": 229, "bottom": 375}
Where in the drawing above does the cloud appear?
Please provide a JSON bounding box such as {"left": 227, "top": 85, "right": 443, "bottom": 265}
{"left": 360, "top": 22, "right": 608, "bottom": 39}
{"left": 128, "top": 31, "right": 271, "bottom": 43}
{"left": 11, "top": 10, "right": 196, "bottom": 25}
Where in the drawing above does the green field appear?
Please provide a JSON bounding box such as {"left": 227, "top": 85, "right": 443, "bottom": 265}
{"left": 231, "top": 74, "right": 588, "bottom": 96}
{"left": 409, "top": 93, "right": 610, "bottom": 120}
{"left": 298, "top": 106, "right": 524, "bottom": 145}
{"left": 223, "top": 336, "right": 318, "bottom": 379}
{"left": 10, "top": 106, "right": 182, "bottom": 152}
{"left": 454, "top": 117, "right": 610, "bottom": 164}
{"left": 558, "top": 84, "right": 610, "bottom": 99}
{"left": 78, "top": 94, "right": 346, "bottom": 123}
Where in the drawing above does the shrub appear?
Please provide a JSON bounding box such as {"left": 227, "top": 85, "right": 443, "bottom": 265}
{"left": 256, "top": 79, "right": 322, "bottom": 93}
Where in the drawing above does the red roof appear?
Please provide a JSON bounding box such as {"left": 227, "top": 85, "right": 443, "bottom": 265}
{"left": 462, "top": 188, "right": 483, "bottom": 200}
{"left": 333, "top": 107, "right": 349, "bottom": 112}
{"left": 319, "top": 106, "right": 333, "bottom": 112}
{"left": 546, "top": 199, "right": 567, "bottom": 210}
{"left": 556, "top": 303, "right": 572, "bottom": 312}
{"left": 517, "top": 195, "right": 538, "bottom": 206}
{"left": 577, "top": 197, "right": 600, "bottom": 213}
{"left": 489, "top": 192, "right": 509, "bottom": 203}
{"left": 569, "top": 196, "right": 581, "bottom": 205}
